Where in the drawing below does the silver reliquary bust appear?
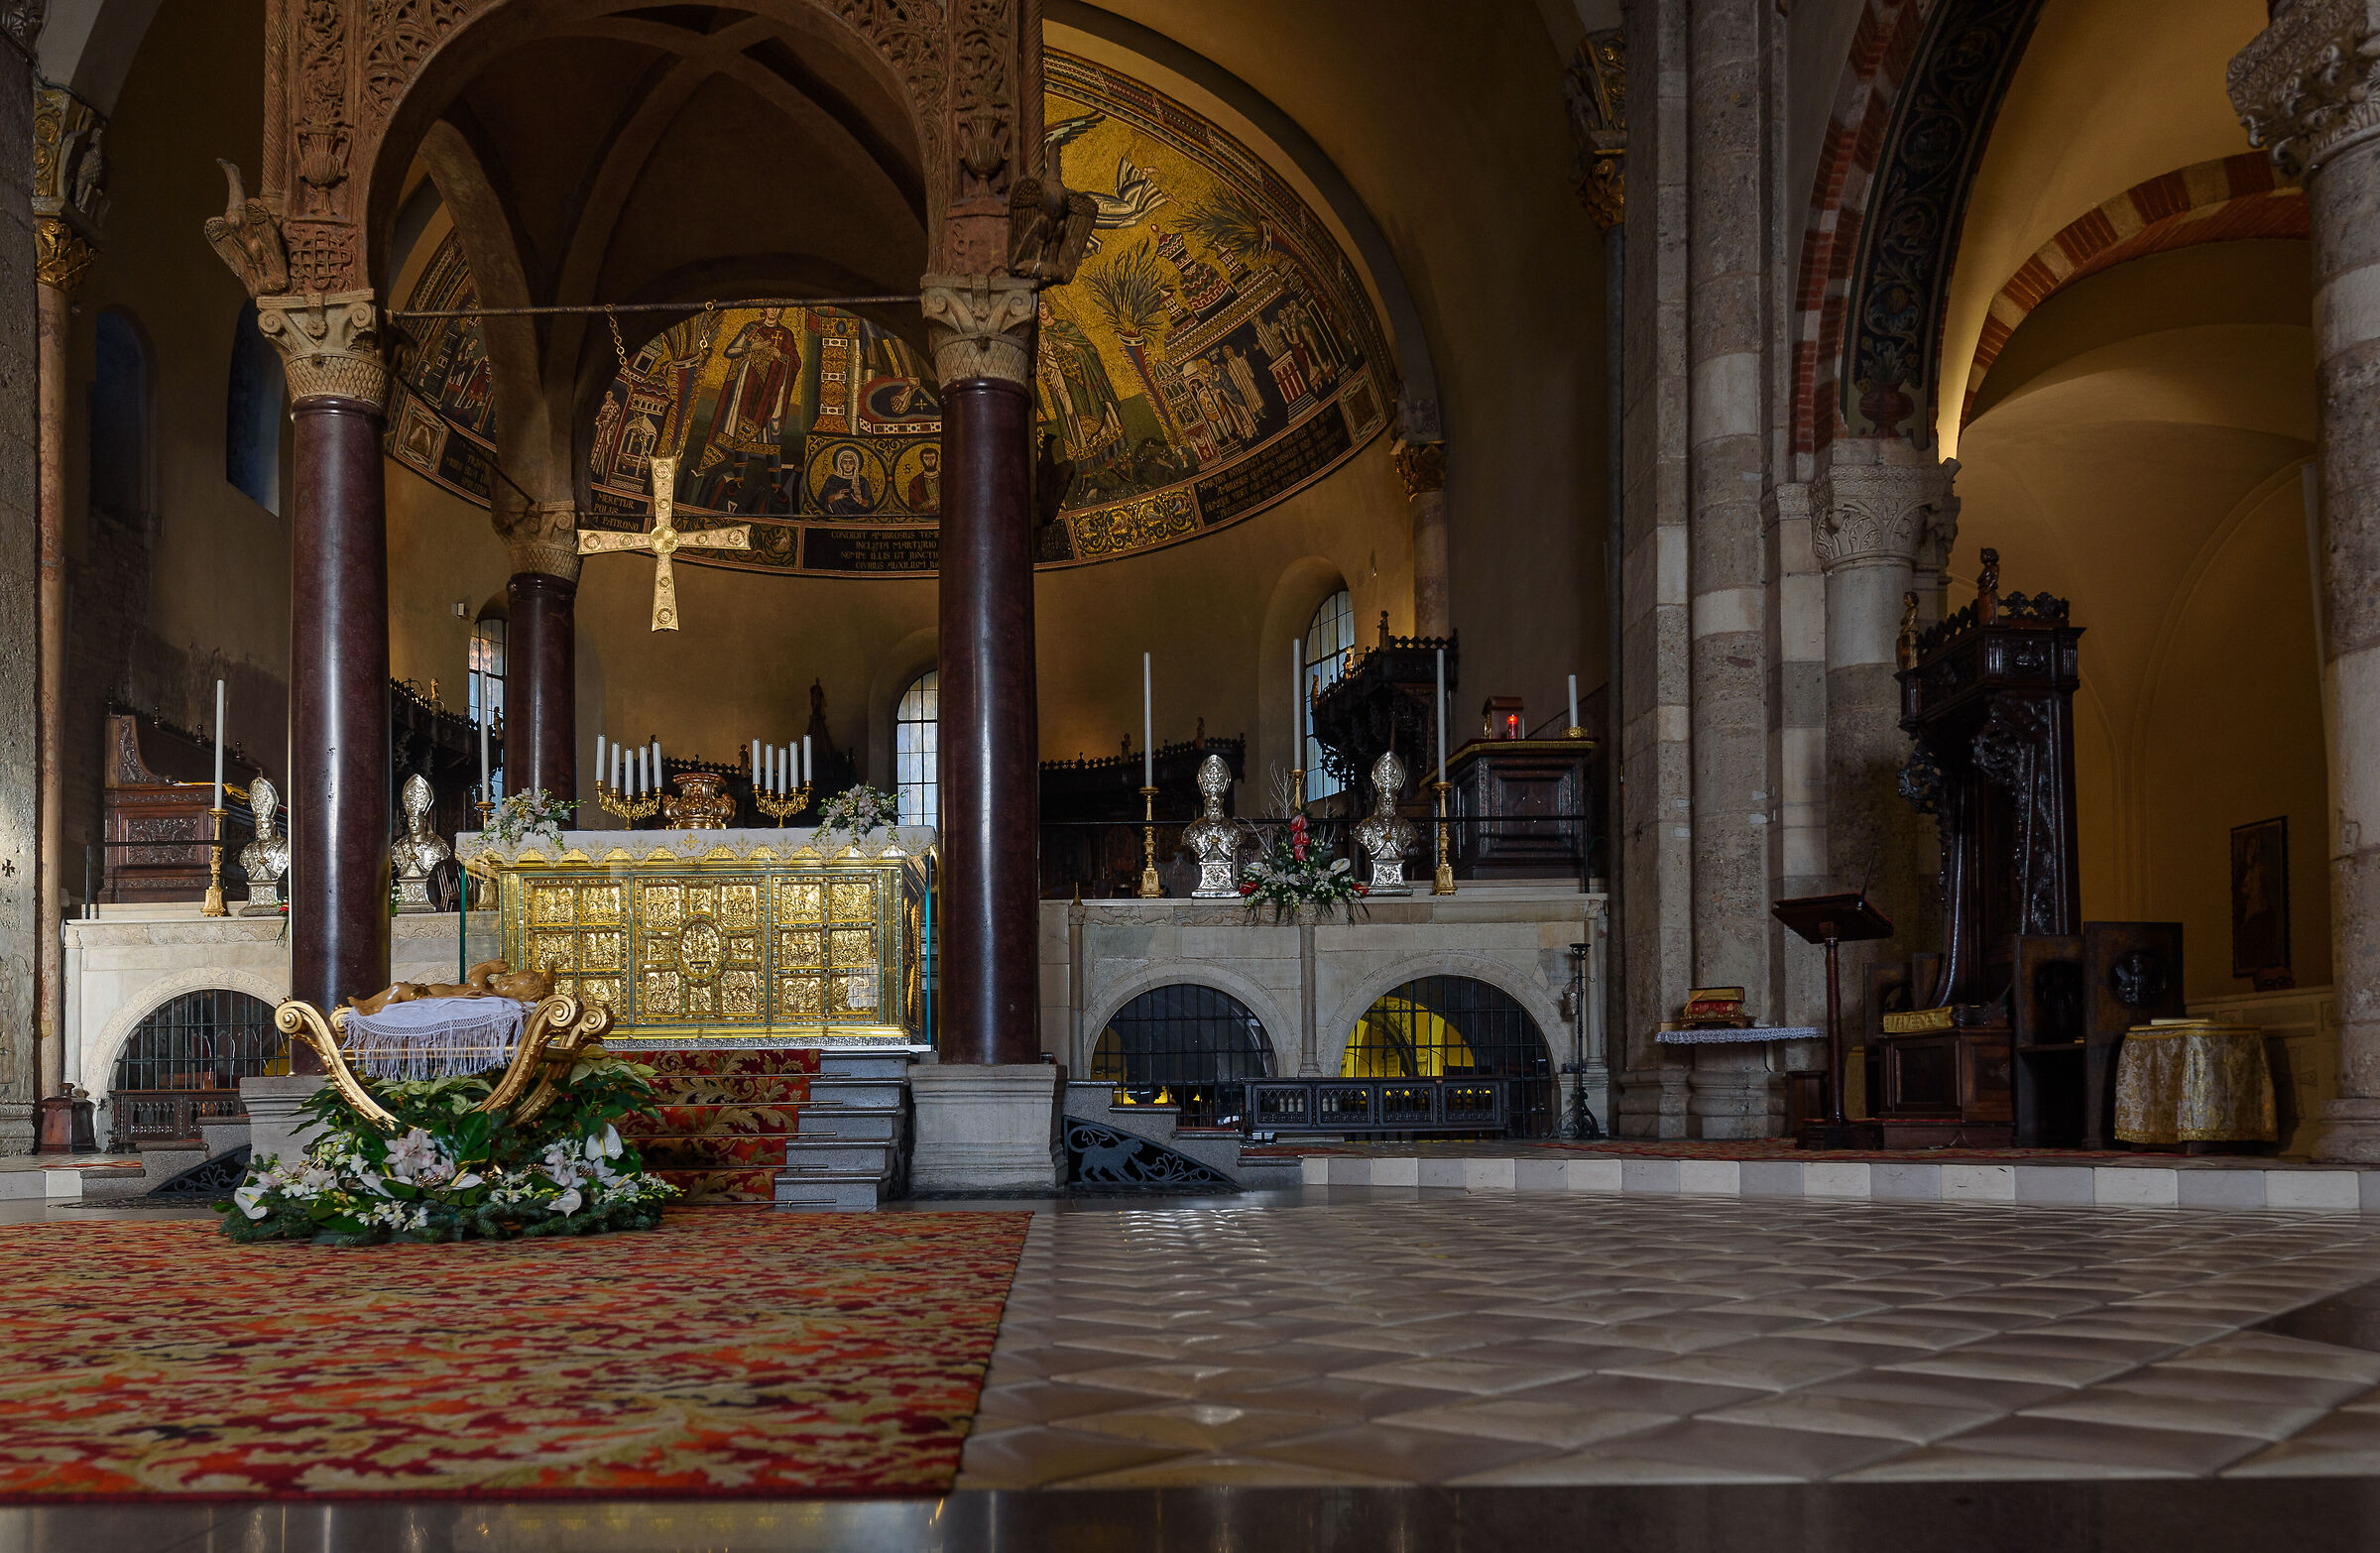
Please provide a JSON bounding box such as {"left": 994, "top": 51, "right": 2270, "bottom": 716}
{"left": 239, "top": 775, "right": 290, "bottom": 915}
{"left": 390, "top": 773, "right": 452, "bottom": 912}
{"left": 1182, "top": 754, "right": 1243, "bottom": 898}
{"left": 1355, "top": 750, "right": 1419, "bottom": 895}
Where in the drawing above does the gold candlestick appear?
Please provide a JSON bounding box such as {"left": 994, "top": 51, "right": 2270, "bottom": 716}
{"left": 596, "top": 780, "right": 660, "bottom": 826}
{"left": 1137, "top": 784, "right": 1162, "bottom": 898}
{"left": 471, "top": 800, "right": 497, "bottom": 908}
{"left": 1431, "top": 780, "right": 1456, "bottom": 896}
{"left": 201, "top": 805, "right": 228, "bottom": 917}
{"left": 1290, "top": 768, "right": 1306, "bottom": 815}
{"left": 754, "top": 783, "right": 812, "bottom": 826}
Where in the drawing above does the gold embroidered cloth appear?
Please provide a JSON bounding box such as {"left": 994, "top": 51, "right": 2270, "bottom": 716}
{"left": 476, "top": 834, "right": 929, "bottom": 1045}
{"left": 2113, "top": 1021, "right": 2277, "bottom": 1145}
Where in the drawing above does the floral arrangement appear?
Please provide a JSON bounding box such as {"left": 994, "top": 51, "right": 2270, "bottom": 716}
{"left": 219, "top": 1053, "right": 677, "bottom": 1246}
{"left": 481, "top": 787, "right": 574, "bottom": 848}
{"left": 1238, "top": 814, "right": 1368, "bottom": 922}
{"left": 817, "top": 783, "right": 899, "bottom": 836}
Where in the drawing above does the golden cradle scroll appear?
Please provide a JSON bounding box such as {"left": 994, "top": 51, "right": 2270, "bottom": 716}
{"left": 461, "top": 830, "right": 933, "bottom": 1046}
{"left": 2112, "top": 1019, "right": 2278, "bottom": 1145}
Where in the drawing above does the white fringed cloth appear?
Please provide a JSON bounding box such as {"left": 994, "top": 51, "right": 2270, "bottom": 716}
{"left": 343, "top": 997, "right": 530, "bottom": 1081}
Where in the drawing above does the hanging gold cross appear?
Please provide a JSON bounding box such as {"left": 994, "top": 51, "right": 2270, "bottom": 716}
{"left": 576, "top": 454, "right": 753, "bottom": 631}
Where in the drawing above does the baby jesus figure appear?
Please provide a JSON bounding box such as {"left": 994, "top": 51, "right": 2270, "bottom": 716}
{"left": 349, "top": 958, "right": 553, "bottom": 1016}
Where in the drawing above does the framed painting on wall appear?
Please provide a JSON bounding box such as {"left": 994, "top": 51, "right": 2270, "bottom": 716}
{"left": 2230, "top": 816, "right": 2291, "bottom": 984}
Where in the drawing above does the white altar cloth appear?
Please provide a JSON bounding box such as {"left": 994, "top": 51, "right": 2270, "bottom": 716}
{"left": 343, "top": 996, "right": 528, "bottom": 1080}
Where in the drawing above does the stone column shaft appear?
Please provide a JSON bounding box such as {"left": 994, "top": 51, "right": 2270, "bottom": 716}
{"left": 1813, "top": 442, "right": 1957, "bottom": 1052}
{"left": 496, "top": 498, "right": 584, "bottom": 812}
{"left": 33, "top": 235, "right": 81, "bottom": 1120}
{"left": 2231, "top": 1, "right": 2380, "bottom": 1157}
{"left": 1394, "top": 436, "right": 1449, "bottom": 639}
{"left": 262, "top": 293, "right": 391, "bottom": 1035}
{"left": 924, "top": 275, "right": 1040, "bottom": 1066}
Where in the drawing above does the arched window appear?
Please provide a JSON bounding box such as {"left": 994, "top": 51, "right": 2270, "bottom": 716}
{"left": 1302, "top": 587, "right": 1355, "bottom": 802}
{"left": 1092, "top": 983, "right": 1272, "bottom": 1122}
{"left": 895, "top": 669, "right": 938, "bottom": 828}
{"left": 90, "top": 308, "right": 150, "bottom": 518}
{"left": 470, "top": 599, "right": 507, "bottom": 799}
{"left": 108, "top": 990, "right": 287, "bottom": 1145}
{"left": 225, "top": 300, "right": 284, "bottom": 514}
{"left": 1343, "top": 976, "right": 1554, "bottom": 1135}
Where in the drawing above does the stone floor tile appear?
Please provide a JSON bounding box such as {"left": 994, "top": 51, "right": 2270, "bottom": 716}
{"left": 1374, "top": 1397, "right": 1679, "bottom": 1450}
{"left": 1206, "top": 1374, "right": 1471, "bottom": 1419}
{"left": 1926, "top": 1414, "right": 2268, "bottom": 1475}
{"left": 1833, "top": 1448, "right": 2189, "bottom": 1482}
{"left": 1332, "top": 1355, "right": 1587, "bottom": 1394}
{"left": 1806, "top": 1370, "right": 2066, "bottom": 1412}
{"left": 1243, "top": 1422, "right": 1563, "bottom": 1484}
{"left": 2162, "top": 1333, "right": 2380, "bottom": 1384}
{"left": 955, "top": 1427, "right": 1189, "bottom": 1490}
{"left": 1500, "top": 1373, "right": 1774, "bottom": 1415}
{"left": 2222, "top": 1411, "right": 2380, "bottom": 1476}
{"left": 1700, "top": 1388, "right": 1999, "bottom": 1443}
{"left": 1600, "top": 1347, "right": 1864, "bottom": 1392}
{"left": 2017, "top": 1386, "right": 2329, "bottom": 1440}
{"left": 2119, "top": 1366, "right": 2374, "bottom": 1408}
{"left": 1064, "top": 1362, "right": 1292, "bottom": 1399}
{"left": 1884, "top": 1347, "right": 2135, "bottom": 1387}
{"left": 1497, "top": 1417, "right": 1908, "bottom": 1482}
{"left": 1052, "top": 1452, "right": 1399, "bottom": 1488}
{"left": 1058, "top": 1401, "right": 1343, "bottom": 1452}
{"left": 971, "top": 1378, "right": 1150, "bottom": 1427}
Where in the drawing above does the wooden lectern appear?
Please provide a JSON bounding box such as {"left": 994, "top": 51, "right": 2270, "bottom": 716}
{"left": 1772, "top": 891, "right": 1893, "bottom": 1150}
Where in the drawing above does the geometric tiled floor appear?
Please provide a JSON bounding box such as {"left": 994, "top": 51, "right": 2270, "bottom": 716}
{"left": 960, "top": 1192, "right": 2380, "bottom": 1486}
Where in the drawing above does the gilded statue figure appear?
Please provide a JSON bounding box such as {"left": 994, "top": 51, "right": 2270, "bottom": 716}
{"left": 239, "top": 775, "right": 289, "bottom": 915}
{"left": 1355, "top": 750, "right": 1419, "bottom": 895}
{"left": 1895, "top": 591, "right": 1921, "bottom": 671}
{"left": 1181, "top": 754, "right": 1242, "bottom": 897}
{"left": 390, "top": 773, "right": 451, "bottom": 912}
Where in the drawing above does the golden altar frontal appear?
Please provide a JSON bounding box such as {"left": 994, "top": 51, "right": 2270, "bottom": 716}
{"left": 459, "top": 828, "right": 933, "bottom": 1045}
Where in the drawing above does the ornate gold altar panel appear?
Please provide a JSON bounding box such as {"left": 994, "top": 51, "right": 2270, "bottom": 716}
{"left": 495, "top": 850, "right": 927, "bottom": 1044}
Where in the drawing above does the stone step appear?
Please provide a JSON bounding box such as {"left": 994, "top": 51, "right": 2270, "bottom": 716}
{"left": 806, "top": 1076, "right": 906, "bottom": 1109}
{"left": 785, "top": 1138, "right": 899, "bottom": 1173}
{"left": 794, "top": 1103, "right": 905, "bottom": 1142}
{"left": 773, "top": 1170, "right": 892, "bottom": 1212}
{"left": 817, "top": 1052, "right": 910, "bottom": 1081}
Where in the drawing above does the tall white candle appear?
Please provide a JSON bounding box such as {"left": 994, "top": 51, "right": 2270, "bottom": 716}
{"left": 1436, "top": 649, "right": 1448, "bottom": 783}
{"left": 1292, "top": 639, "right": 1304, "bottom": 760}
{"left": 651, "top": 740, "right": 661, "bottom": 799}
{"left": 595, "top": 734, "right": 607, "bottom": 790}
{"left": 611, "top": 743, "right": 621, "bottom": 792}
{"left": 802, "top": 734, "right": 812, "bottom": 785}
{"left": 752, "top": 738, "right": 762, "bottom": 788}
{"left": 1568, "top": 673, "right": 1580, "bottom": 733}
{"left": 477, "top": 671, "right": 491, "bottom": 794}
{"left": 1142, "top": 652, "right": 1154, "bottom": 786}
{"left": 211, "top": 679, "right": 225, "bottom": 809}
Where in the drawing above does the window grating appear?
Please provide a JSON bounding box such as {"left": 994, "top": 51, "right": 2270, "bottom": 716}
{"left": 1341, "top": 976, "right": 1554, "bottom": 1136}
{"left": 1303, "top": 588, "right": 1354, "bottom": 803}
{"left": 108, "top": 990, "right": 289, "bottom": 1145}
{"left": 1093, "top": 983, "right": 1273, "bottom": 1125}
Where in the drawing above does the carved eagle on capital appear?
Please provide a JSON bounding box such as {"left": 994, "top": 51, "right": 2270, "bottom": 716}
{"left": 1008, "top": 172, "right": 1098, "bottom": 286}
{"left": 203, "top": 160, "right": 290, "bottom": 299}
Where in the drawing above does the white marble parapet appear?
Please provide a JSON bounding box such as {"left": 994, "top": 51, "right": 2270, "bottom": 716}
{"left": 457, "top": 826, "right": 938, "bottom": 866}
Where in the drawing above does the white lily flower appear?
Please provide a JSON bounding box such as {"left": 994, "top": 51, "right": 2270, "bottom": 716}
{"left": 551, "top": 1186, "right": 583, "bottom": 1216}
{"left": 234, "top": 1181, "right": 271, "bottom": 1219}
{"left": 602, "top": 1125, "right": 623, "bottom": 1159}
{"left": 449, "top": 1172, "right": 483, "bottom": 1191}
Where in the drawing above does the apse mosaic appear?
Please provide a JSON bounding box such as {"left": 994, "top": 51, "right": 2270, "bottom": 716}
{"left": 386, "top": 50, "right": 1392, "bottom": 574}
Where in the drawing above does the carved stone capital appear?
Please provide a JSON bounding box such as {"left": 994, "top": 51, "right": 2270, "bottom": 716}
{"left": 34, "top": 216, "right": 94, "bottom": 299}
{"left": 2230, "top": 0, "right": 2380, "bottom": 176}
{"left": 255, "top": 291, "right": 386, "bottom": 408}
{"left": 1392, "top": 437, "right": 1447, "bottom": 498}
{"left": 204, "top": 161, "right": 290, "bottom": 300}
{"left": 496, "top": 498, "right": 584, "bottom": 582}
{"left": 33, "top": 83, "right": 107, "bottom": 238}
{"left": 1566, "top": 30, "right": 1626, "bottom": 229}
{"left": 1812, "top": 448, "right": 1960, "bottom": 574}
{"left": 920, "top": 274, "right": 1038, "bottom": 386}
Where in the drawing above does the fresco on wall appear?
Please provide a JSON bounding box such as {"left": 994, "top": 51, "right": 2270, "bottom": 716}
{"left": 387, "top": 50, "right": 1392, "bottom": 575}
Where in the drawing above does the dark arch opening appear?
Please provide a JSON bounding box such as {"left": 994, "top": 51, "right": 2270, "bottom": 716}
{"left": 1345, "top": 975, "right": 1554, "bottom": 1136}
{"left": 108, "top": 990, "right": 288, "bottom": 1147}
{"left": 1093, "top": 983, "right": 1273, "bottom": 1123}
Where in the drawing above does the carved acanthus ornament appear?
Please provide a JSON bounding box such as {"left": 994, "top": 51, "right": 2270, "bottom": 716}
{"left": 0, "top": 2, "right": 44, "bottom": 59}
{"left": 255, "top": 291, "right": 387, "bottom": 408}
{"left": 921, "top": 274, "right": 1038, "bottom": 386}
{"left": 1564, "top": 28, "right": 1626, "bottom": 230}
{"left": 1392, "top": 438, "right": 1447, "bottom": 498}
{"left": 496, "top": 498, "right": 584, "bottom": 582}
{"left": 2230, "top": 0, "right": 2380, "bottom": 176}
{"left": 1812, "top": 455, "right": 1961, "bottom": 573}
{"left": 203, "top": 161, "right": 291, "bottom": 299}
{"left": 34, "top": 219, "right": 92, "bottom": 297}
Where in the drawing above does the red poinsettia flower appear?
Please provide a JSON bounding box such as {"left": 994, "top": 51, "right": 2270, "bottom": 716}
{"left": 1238, "top": 882, "right": 1257, "bottom": 896}
{"left": 1354, "top": 884, "right": 1369, "bottom": 896}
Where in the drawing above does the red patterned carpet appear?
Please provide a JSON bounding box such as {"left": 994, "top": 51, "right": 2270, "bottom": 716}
{"left": 0, "top": 1211, "right": 1027, "bottom": 1500}
{"left": 624, "top": 1047, "right": 820, "bottom": 1204}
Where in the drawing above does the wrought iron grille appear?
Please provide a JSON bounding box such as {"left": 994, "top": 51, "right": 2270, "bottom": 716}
{"left": 108, "top": 990, "right": 287, "bottom": 1144}
{"left": 1342, "top": 976, "right": 1555, "bottom": 1136}
{"left": 1091, "top": 983, "right": 1274, "bottom": 1127}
